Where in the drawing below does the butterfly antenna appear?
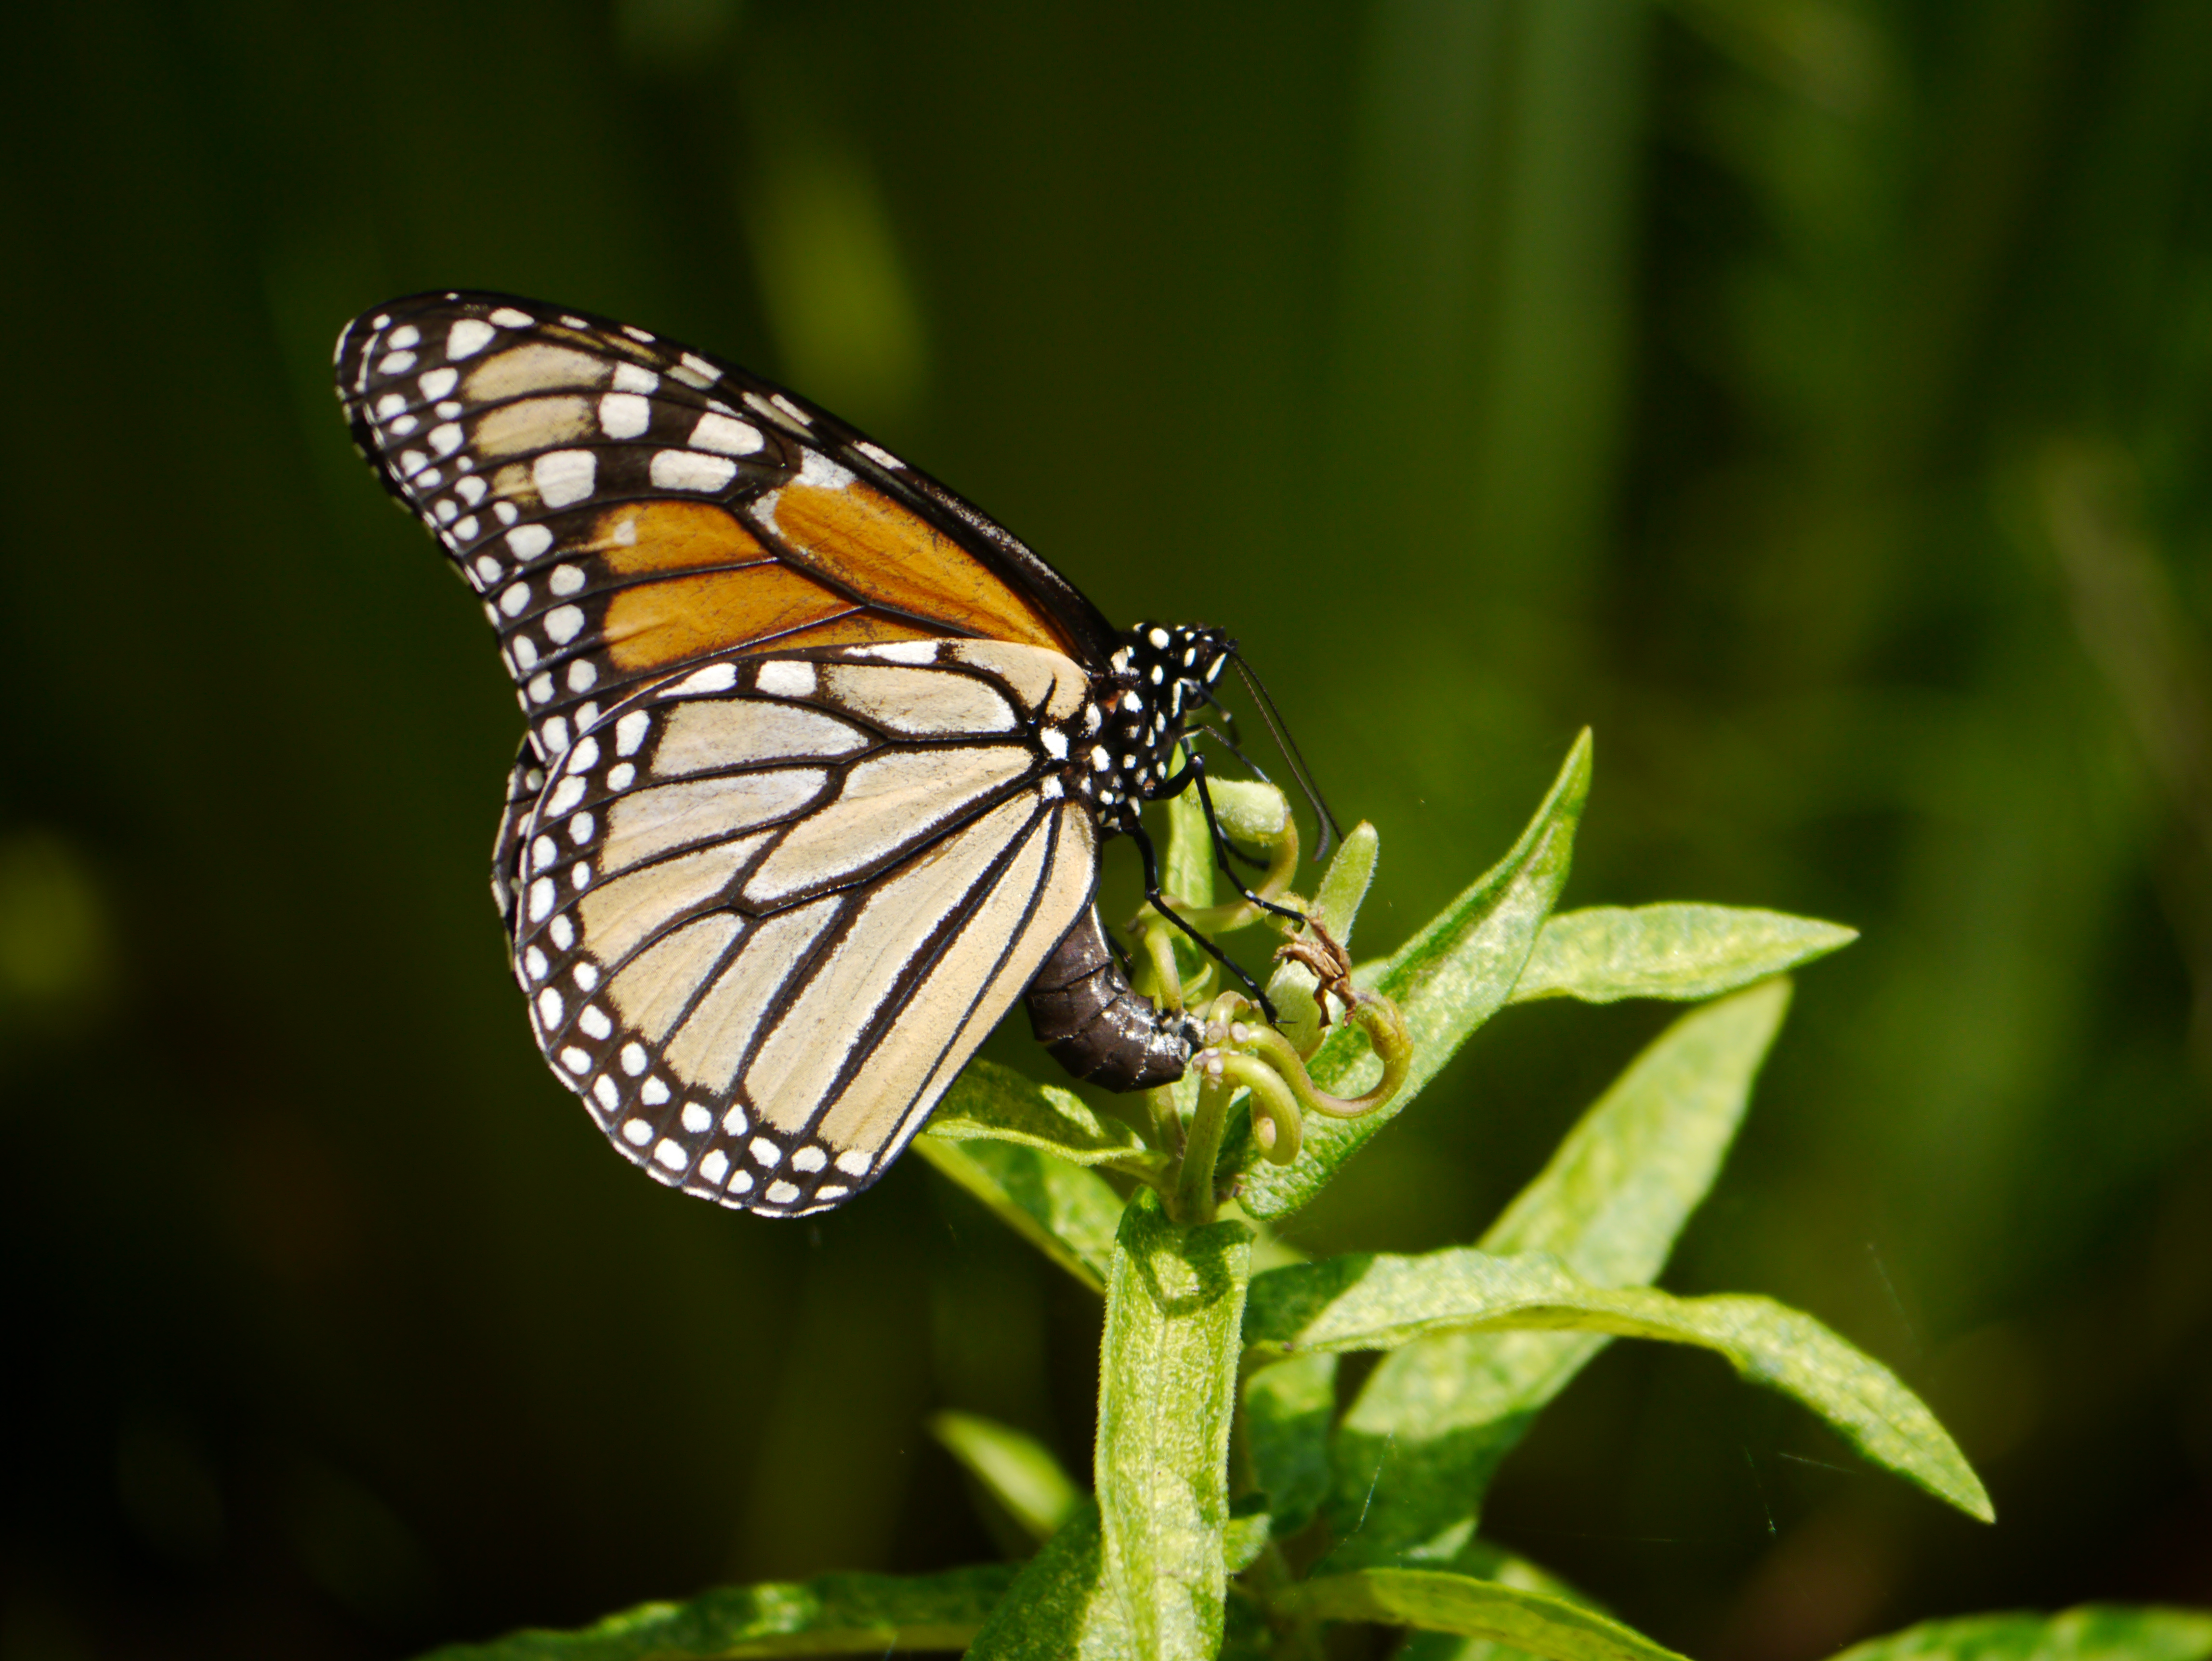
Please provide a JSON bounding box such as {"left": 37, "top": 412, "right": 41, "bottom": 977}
{"left": 1231, "top": 654, "right": 1343, "bottom": 862}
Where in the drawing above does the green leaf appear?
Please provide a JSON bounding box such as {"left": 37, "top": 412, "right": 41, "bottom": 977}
{"left": 1248, "top": 1247, "right": 1992, "bottom": 1521}
{"left": 1240, "top": 1351, "right": 1338, "bottom": 1537}
{"left": 1095, "top": 1189, "right": 1253, "bottom": 1660}
{"left": 925, "top": 1058, "right": 1154, "bottom": 1168}
{"left": 1326, "top": 982, "right": 1791, "bottom": 1566}
{"left": 930, "top": 1411, "right": 1083, "bottom": 1547}
{"left": 1830, "top": 1605, "right": 2212, "bottom": 1661}
{"left": 1272, "top": 1569, "right": 1690, "bottom": 1661}
{"left": 1509, "top": 904, "right": 1857, "bottom": 1004}
{"left": 415, "top": 1566, "right": 1019, "bottom": 1660}
{"left": 913, "top": 1136, "right": 1123, "bottom": 1294}
{"left": 1396, "top": 1543, "right": 1614, "bottom": 1661}
{"left": 966, "top": 1504, "right": 1137, "bottom": 1661}
{"left": 1236, "top": 730, "right": 1593, "bottom": 1218}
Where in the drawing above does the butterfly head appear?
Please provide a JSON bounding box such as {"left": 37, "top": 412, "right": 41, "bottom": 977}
{"left": 1095, "top": 623, "right": 1232, "bottom": 811}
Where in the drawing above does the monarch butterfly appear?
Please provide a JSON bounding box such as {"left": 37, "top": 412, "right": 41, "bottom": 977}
{"left": 334, "top": 293, "right": 1332, "bottom": 1217}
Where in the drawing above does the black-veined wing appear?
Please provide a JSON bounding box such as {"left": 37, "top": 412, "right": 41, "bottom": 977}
{"left": 512, "top": 637, "right": 1101, "bottom": 1215}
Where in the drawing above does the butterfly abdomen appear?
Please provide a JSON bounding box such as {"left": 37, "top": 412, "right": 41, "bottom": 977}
{"left": 1024, "top": 909, "right": 1200, "bottom": 1091}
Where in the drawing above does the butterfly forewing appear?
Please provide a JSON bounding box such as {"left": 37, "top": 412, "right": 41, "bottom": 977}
{"left": 511, "top": 639, "right": 1100, "bottom": 1215}
{"left": 335, "top": 294, "right": 1103, "bottom": 778}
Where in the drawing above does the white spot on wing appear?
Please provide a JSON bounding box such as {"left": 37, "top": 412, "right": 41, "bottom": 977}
{"left": 795, "top": 449, "right": 855, "bottom": 490}
{"left": 448, "top": 318, "right": 495, "bottom": 359}
{"left": 598, "top": 392, "right": 651, "bottom": 439}
{"left": 689, "top": 412, "right": 762, "bottom": 456}
{"left": 534, "top": 450, "right": 597, "bottom": 508}
{"left": 649, "top": 450, "right": 737, "bottom": 492}
{"left": 756, "top": 661, "right": 816, "bottom": 699}
{"left": 671, "top": 662, "right": 738, "bottom": 695}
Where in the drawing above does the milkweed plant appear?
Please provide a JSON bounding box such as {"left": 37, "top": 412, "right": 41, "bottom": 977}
{"left": 427, "top": 733, "right": 2212, "bottom": 1661}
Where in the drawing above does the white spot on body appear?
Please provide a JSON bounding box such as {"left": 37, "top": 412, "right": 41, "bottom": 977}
{"left": 378, "top": 350, "right": 417, "bottom": 374}
{"left": 620, "top": 1043, "right": 647, "bottom": 1075}
{"left": 853, "top": 440, "right": 904, "bottom": 469}
{"left": 699, "top": 1149, "right": 729, "bottom": 1183}
{"left": 420, "top": 366, "right": 459, "bottom": 400}
{"left": 489, "top": 306, "right": 536, "bottom": 328}
{"left": 606, "top": 762, "right": 636, "bottom": 790}
{"left": 543, "top": 605, "right": 585, "bottom": 645}
{"left": 750, "top": 1137, "right": 782, "bottom": 1168}
{"left": 792, "top": 1146, "right": 827, "bottom": 1173}
{"left": 500, "top": 582, "right": 531, "bottom": 617}
{"left": 613, "top": 362, "right": 658, "bottom": 393}
{"left": 537, "top": 987, "right": 565, "bottom": 1026}
{"left": 722, "top": 1104, "right": 750, "bottom": 1135}
{"left": 567, "top": 659, "right": 597, "bottom": 692}
{"left": 640, "top": 1076, "right": 670, "bottom": 1105}
{"left": 834, "top": 1149, "right": 872, "bottom": 1176}
{"left": 621, "top": 1118, "right": 653, "bottom": 1146}
{"left": 765, "top": 1180, "right": 801, "bottom": 1204}
{"left": 508, "top": 525, "right": 553, "bottom": 560}
{"left": 680, "top": 1103, "right": 711, "bottom": 1134}
{"left": 615, "top": 711, "right": 651, "bottom": 754}
{"left": 579, "top": 1005, "right": 612, "bottom": 1040}
{"left": 549, "top": 564, "right": 584, "bottom": 595}
{"left": 388, "top": 325, "right": 421, "bottom": 349}
{"left": 593, "top": 1075, "right": 619, "bottom": 1110}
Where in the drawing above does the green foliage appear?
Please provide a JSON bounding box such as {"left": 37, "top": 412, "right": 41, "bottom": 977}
{"left": 1275, "top": 1570, "right": 1692, "bottom": 1661}
{"left": 930, "top": 1411, "right": 1083, "bottom": 1548}
{"left": 414, "top": 1567, "right": 1018, "bottom": 1659}
{"left": 1827, "top": 1606, "right": 2212, "bottom": 1661}
{"left": 423, "top": 738, "right": 2191, "bottom": 1659}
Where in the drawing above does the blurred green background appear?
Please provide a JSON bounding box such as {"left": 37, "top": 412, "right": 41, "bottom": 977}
{"left": 4, "top": 0, "right": 2210, "bottom": 1656}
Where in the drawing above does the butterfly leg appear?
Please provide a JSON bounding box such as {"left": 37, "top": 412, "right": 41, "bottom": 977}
{"left": 1181, "top": 753, "right": 1311, "bottom": 931}
{"left": 1128, "top": 821, "right": 1281, "bottom": 1022}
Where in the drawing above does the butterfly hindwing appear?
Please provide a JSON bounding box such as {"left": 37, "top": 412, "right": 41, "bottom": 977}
{"left": 509, "top": 638, "right": 1103, "bottom": 1215}
{"left": 334, "top": 293, "right": 1110, "bottom": 775}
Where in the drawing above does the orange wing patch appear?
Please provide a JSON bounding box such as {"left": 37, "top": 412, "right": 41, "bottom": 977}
{"left": 762, "top": 476, "right": 1074, "bottom": 656}
{"left": 605, "top": 565, "right": 857, "bottom": 670}
{"left": 596, "top": 501, "right": 777, "bottom": 575}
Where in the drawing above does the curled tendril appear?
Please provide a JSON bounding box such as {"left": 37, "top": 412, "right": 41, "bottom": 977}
{"left": 1169, "top": 986, "right": 1412, "bottom": 1222}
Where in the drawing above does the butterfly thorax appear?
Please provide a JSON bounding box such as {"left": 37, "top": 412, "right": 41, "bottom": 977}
{"left": 1070, "top": 622, "right": 1230, "bottom": 833}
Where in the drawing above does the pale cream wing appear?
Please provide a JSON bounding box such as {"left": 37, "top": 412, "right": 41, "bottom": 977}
{"left": 509, "top": 638, "right": 1101, "bottom": 1215}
